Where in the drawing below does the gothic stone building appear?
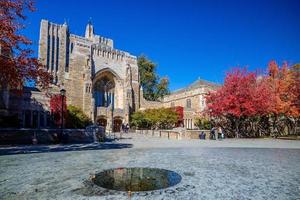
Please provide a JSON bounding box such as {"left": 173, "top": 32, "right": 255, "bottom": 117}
{"left": 1, "top": 19, "right": 219, "bottom": 130}
{"left": 162, "top": 79, "right": 219, "bottom": 129}
{"left": 38, "top": 19, "right": 140, "bottom": 131}
{"left": 140, "top": 79, "right": 220, "bottom": 129}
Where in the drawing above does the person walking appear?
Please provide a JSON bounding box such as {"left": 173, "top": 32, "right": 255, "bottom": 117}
{"left": 218, "top": 127, "right": 223, "bottom": 140}
{"left": 125, "top": 123, "right": 129, "bottom": 133}
{"left": 121, "top": 123, "right": 125, "bottom": 133}
{"left": 210, "top": 127, "right": 216, "bottom": 140}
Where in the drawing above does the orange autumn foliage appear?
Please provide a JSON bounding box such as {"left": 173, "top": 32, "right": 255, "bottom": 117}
{"left": 206, "top": 61, "right": 299, "bottom": 137}
{"left": 267, "top": 61, "right": 300, "bottom": 118}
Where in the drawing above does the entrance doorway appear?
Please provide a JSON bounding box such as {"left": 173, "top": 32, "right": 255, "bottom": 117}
{"left": 113, "top": 117, "right": 122, "bottom": 132}
{"left": 97, "top": 117, "right": 107, "bottom": 128}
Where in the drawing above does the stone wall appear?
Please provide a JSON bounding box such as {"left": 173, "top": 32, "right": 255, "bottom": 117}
{"left": 136, "top": 129, "right": 211, "bottom": 140}
{"left": 8, "top": 87, "right": 51, "bottom": 128}
{"left": 138, "top": 87, "right": 164, "bottom": 110}
{"left": 162, "top": 85, "right": 216, "bottom": 129}
{"left": 182, "top": 130, "right": 211, "bottom": 139}
{"left": 163, "top": 87, "right": 207, "bottom": 111}
{"left": 0, "top": 129, "right": 95, "bottom": 145}
{"left": 139, "top": 99, "right": 163, "bottom": 110}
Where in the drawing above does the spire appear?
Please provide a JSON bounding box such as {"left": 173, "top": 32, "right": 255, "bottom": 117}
{"left": 85, "top": 18, "right": 94, "bottom": 39}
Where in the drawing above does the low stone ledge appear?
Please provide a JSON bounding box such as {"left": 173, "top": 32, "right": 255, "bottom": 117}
{"left": 136, "top": 129, "right": 210, "bottom": 140}
{"left": 0, "top": 128, "right": 94, "bottom": 145}
{"left": 183, "top": 130, "right": 210, "bottom": 140}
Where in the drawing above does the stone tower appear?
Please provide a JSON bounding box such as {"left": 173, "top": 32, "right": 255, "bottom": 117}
{"left": 38, "top": 19, "right": 140, "bottom": 131}
{"left": 38, "top": 20, "right": 70, "bottom": 86}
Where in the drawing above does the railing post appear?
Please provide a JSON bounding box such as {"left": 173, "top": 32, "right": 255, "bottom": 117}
{"left": 32, "top": 130, "right": 37, "bottom": 145}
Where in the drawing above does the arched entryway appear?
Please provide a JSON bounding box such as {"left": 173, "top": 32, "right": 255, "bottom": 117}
{"left": 97, "top": 116, "right": 107, "bottom": 128}
{"left": 93, "top": 68, "right": 126, "bottom": 132}
{"left": 113, "top": 117, "right": 123, "bottom": 132}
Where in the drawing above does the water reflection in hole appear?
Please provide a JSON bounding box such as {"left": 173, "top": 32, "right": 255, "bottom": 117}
{"left": 92, "top": 167, "right": 182, "bottom": 191}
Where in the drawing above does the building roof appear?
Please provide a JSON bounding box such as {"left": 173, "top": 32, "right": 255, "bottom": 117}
{"left": 171, "top": 79, "right": 221, "bottom": 95}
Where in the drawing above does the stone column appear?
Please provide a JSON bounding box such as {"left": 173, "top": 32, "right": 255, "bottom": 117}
{"left": 111, "top": 92, "right": 114, "bottom": 132}
{"left": 30, "top": 110, "right": 33, "bottom": 128}
{"left": 37, "top": 111, "right": 40, "bottom": 129}
{"left": 91, "top": 98, "right": 95, "bottom": 123}
{"left": 22, "top": 111, "right": 25, "bottom": 127}
{"left": 44, "top": 112, "right": 47, "bottom": 128}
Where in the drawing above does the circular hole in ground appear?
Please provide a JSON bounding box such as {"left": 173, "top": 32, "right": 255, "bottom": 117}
{"left": 92, "top": 167, "right": 182, "bottom": 192}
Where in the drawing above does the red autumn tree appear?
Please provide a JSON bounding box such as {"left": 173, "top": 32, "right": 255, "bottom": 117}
{"left": 207, "top": 68, "right": 273, "bottom": 117}
{"left": 206, "top": 67, "right": 273, "bottom": 137}
{"left": 207, "top": 61, "right": 300, "bottom": 137}
{"left": 174, "top": 106, "right": 184, "bottom": 127}
{"left": 0, "top": 0, "right": 51, "bottom": 90}
{"left": 50, "top": 94, "right": 67, "bottom": 127}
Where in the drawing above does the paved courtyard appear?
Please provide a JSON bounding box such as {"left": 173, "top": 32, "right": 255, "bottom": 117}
{"left": 0, "top": 133, "right": 300, "bottom": 200}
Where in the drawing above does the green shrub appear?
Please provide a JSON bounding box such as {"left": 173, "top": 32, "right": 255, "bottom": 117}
{"left": 194, "top": 117, "right": 212, "bottom": 130}
{"left": 131, "top": 108, "right": 178, "bottom": 130}
{"left": 66, "top": 105, "right": 92, "bottom": 128}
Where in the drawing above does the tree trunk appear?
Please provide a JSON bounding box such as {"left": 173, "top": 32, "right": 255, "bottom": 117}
{"left": 235, "top": 118, "right": 239, "bottom": 138}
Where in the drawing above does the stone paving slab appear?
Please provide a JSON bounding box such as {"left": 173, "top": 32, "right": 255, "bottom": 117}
{"left": 0, "top": 133, "right": 299, "bottom": 200}
{"left": 121, "top": 133, "right": 300, "bottom": 149}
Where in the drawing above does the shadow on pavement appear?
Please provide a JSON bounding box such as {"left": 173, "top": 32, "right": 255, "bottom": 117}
{"left": 0, "top": 142, "right": 133, "bottom": 156}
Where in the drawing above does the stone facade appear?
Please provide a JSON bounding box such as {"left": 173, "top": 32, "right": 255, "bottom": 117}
{"left": 163, "top": 79, "right": 220, "bottom": 129}
{"left": 1, "top": 19, "right": 219, "bottom": 131}
{"left": 139, "top": 79, "right": 220, "bottom": 129}
{"left": 38, "top": 20, "right": 140, "bottom": 132}
{"left": 1, "top": 87, "right": 51, "bottom": 128}
{"left": 162, "top": 79, "right": 220, "bottom": 129}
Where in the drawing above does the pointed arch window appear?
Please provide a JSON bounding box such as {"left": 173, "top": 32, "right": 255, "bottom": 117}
{"left": 94, "top": 76, "right": 115, "bottom": 107}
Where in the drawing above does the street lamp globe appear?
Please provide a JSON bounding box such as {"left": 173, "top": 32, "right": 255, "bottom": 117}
{"left": 60, "top": 88, "right": 66, "bottom": 96}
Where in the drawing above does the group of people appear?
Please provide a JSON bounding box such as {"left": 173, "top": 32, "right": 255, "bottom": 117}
{"left": 199, "top": 127, "right": 224, "bottom": 140}
{"left": 121, "top": 123, "right": 130, "bottom": 133}
{"left": 210, "top": 127, "right": 224, "bottom": 140}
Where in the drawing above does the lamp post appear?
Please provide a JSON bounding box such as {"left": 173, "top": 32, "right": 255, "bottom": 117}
{"left": 60, "top": 88, "right": 66, "bottom": 136}
{"left": 103, "top": 80, "right": 114, "bottom": 133}
{"left": 111, "top": 91, "right": 114, "bottom": 133}
{"left": 103, "top": 84, "right": 108, "bottom": 133}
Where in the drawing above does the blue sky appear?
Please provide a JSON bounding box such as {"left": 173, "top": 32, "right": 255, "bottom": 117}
{"left": 22, "top": 0, "right": 300, "bottom": 91}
